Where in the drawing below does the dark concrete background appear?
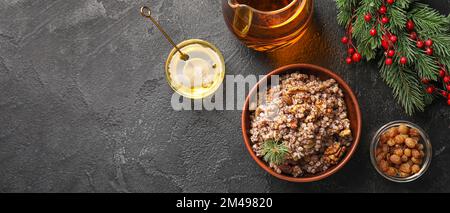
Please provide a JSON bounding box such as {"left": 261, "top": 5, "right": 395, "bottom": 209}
{"left": 0, "top": 0, "right": 448, "bottom": 192}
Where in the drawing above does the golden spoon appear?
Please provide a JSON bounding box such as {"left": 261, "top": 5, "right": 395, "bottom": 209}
{"left": 140, "top": 6, "right": 189, "bottom": 61}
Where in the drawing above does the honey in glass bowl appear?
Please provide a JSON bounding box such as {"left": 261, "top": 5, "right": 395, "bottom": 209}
{"left": 222, "top": 0, "right": 314, "bottom": 51}
{"left": 166, "top": 39, "right": 225, "bottom": 99}
{"left": 140, "top": 6, "right": 225, "bottom": 100}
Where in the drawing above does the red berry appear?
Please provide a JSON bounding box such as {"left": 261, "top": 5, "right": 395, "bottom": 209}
{"left": 442, "top": 91, "right": 448, "bottom": 97}
{"left": 400, "top": 57, "right": 407, "bottom": 65}
{"left": 352, "top": 53, "right": 362, "bottom": 62}
{"left": 410, "top": 32, "right": 417, "bottom": 40}
{"left": 448, "top": 85, "right": 450, "bottom": 91}
{"left": 425, "top": 48, "right": 433, "bottom": 55}
{"left": 346, "top": 57, "right": 353, "bottom": 64}
{"left": 406, "top": 20, "right": 415, "bottom": 31}
{"left": 417, "top": 40, "right": 424, "bottom": 48}
{"left": 379, "top": 6, "right": 387, "bottom": 14}
{"left": 440, "top": 69, "right": 446, "bottom": 77}
{"left": 425, "top": 39, "right": 433, "bottom": 47}
{"left": 385, "top": 58, "right": 393, "bottom": 65}
{"left": 382, "top": 40, "right": 390, "bottom": 50}
{"left": 444, "top": 76, "right": 450, "bottom": 83}
{"left": 426, "top": 86, "right": 435, "bottom": 94}
{"left": 390, "top": 35, "right": 398, "bottom": 43}
{"left": 387, "top": 0, "right": 395, "bottom": 5}
{"left": 370, "top": 28, "right": 377, "bottom": 36}
{"left": 421, "top": 78, "right": 430, "bottom": 84}
{"left": 341, "top": 36, "right": 349, "bottom": 44}
{"left": 387, "top": 50, "right": 395, "bottom": 57}
{"left": 447, "top": 99, "right": 450, "bottom": 106}
{"left": 381, "top": 17, "right": 390, "bottom": 24}
{"left": 348, "top": 48, "right": 355, "bottom": 55}
{"left": 364, "top": 14, "right": 372, "bottom": 22}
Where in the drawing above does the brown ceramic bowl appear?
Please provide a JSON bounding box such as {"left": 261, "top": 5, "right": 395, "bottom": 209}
{"left": 241, "top": 64, "right": 362, "bottom": 182}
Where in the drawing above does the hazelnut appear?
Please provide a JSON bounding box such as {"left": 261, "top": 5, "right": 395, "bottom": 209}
{"left": 401, "top": 155, "right": 408, "bottom": 162}
{"left": 375, "top": 147, "right": 382, "bottom": 155}
{"left": 412, "top": 149, "right": 421, "bottom": 159}
{"left": 379, "top": 160, "right": 389, "bottom": 172}
{"left": 420, "top": 150, "right": 425, "bottom": 158}
{"left": 382, "top": 144, "right": 389, "bottom": 153}
{"left": 404, "top": 148, "right": 412, "bottom": 157}
{"left": 409, "top": 128, "right": 420, "bottom": 137}
{"left": 376, "top": 153, "right": 385, "bottom": 162}
{"left": 398, "top": 124, "right": 409, "bottom": 134}
{"left": 411, "top": 157, "right": 422, "bottom": 164}
{"left": 386, "top": 127, "right": 398, "bottom": 138}
{"left": 411, "top": 164, "right": 421, "bottom": 174}
{"left": 386, "top": 167, "right": 397, "bottom": 176}
{"left": 387, "top": 139, "right": 396, "bottom": 147}
{"left": 389, "top": 154, "right": 401, "bottom": 165}
{"left": 399, "top": 172, "right": 410, "bottom": 177}
{"left": 417, "top": 144, "right": 424, "bottom": 150}
{"left": 405, "top": 138, "right": 417, "bottom": 148}
{"left": 394, "top": 148, "right": 403, "bottom": 156}
{"left": 394, "top": 134, "right": 406, "bottom": 144}
{"left": 411, "top": 136, "right": 420, "bottom": 142}
{"left": 407, "top": 160, "right": 414, "bottom": 166}
{"left": 399, "top": 163, "right": 411, "bottom": 174}
{"left": 380, "top": 133, "right": 389, "bottom": 144}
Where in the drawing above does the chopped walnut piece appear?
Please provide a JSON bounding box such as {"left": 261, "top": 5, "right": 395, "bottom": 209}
{"left": 255, "top": 107, "right": 262, "bottom": 116}
{"left": 323, "top": 143, "right": 346, "bottom": 165}
{"left": 339, "top": 129, "right": 352, "bottom": 138}
{"left": 282, "top": 95, "right": 293, "bottom": 105}
{"left": 289, "top": 119, "right": 298, "bottom": 128}
{"left": 292, "top": 166, "right": 302, "bottom": 177}
{"left": 287, "top": 86, "right": 308, "bottom": 95}
{"left": 278, "top": 164, "right": 293, "bottom": 174}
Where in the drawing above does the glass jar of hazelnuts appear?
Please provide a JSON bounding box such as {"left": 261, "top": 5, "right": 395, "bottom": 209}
{"left": 370, "top": 121, "right": 432, "bottom": 183}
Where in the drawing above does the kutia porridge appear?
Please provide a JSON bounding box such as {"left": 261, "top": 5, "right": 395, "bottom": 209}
{"left": 249, "top": 73, "right": 353, "bottom": 177}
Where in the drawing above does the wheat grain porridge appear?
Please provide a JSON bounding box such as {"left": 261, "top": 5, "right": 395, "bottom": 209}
{"left": 249, "top": 73, "right": 353, "bottom": 177}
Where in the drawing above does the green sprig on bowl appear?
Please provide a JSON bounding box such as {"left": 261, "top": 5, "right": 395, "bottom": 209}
{"left": 261, "top": 140, "right": 289, "bottom": 165}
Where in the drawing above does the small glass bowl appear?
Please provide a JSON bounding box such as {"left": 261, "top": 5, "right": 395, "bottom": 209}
{"left": 370, "top": 120, "right": 432, "bottom": 183}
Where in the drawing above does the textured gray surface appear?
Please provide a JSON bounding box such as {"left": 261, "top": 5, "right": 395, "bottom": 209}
{"left": 0, "top": 0, "right": 449, "bottom": 192}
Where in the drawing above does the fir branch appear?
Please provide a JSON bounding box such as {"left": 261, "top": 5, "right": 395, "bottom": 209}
{"left": 407, "top": 4, "right": 450, "bottom": 80}
{"left": 409, "top": 3, "right": 449, "bottom": 34}
{"left": 429, "top": 34, "right": 450, "bottom": 59}
{"left": 352, "top": 0, "right": 381, "bottom": 60}
{"left": 336, "top": 0, "right": 450, "bottom": 114}
{"left": 414, "top": 53, "right": 440, "bottom": 80}
{"left": 381, "top": 33, "right": 428, "bottom": 115}
{"left": 261, "top": 140, "right": 288, "bottom": 165}
{"left": 336, "top": 0, "right": 359, "bottom": 26}
{"left": 401, "top": 33, "right": 417, "bottom": 63}
{"left": 440, "top": 57, "right": 450, "bottom": 68}
{"left": 379, "top": 62, "right": 426, "bottom": 115}
{"left": 394, "top": 0, "right": 414, "bottom": 9}
{"left": 388, "top": 5, "right": 408, "bottom": 34}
